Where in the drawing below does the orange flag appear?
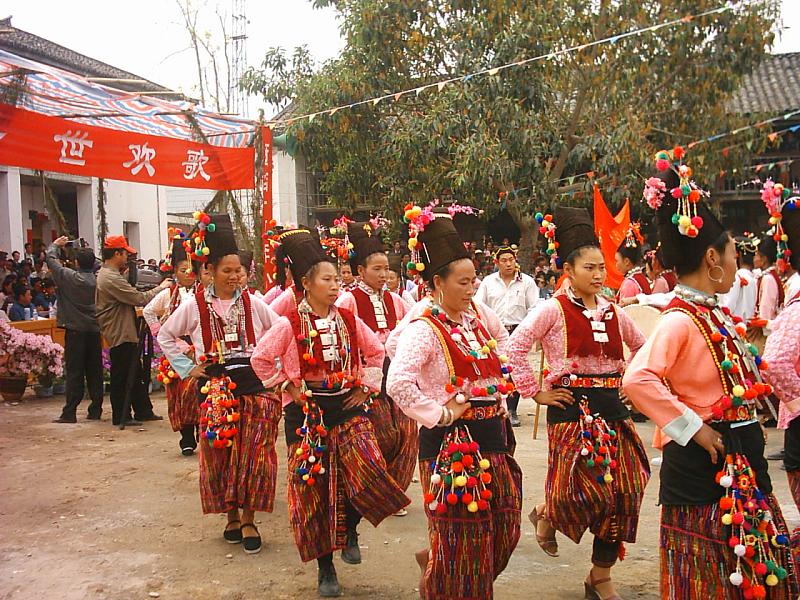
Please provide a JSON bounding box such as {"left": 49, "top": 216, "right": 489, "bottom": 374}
{"left": 593, "top": 184, "right": 630, "bottom": 290}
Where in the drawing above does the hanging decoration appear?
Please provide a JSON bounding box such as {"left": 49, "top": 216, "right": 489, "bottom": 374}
{"left": 759, "top": 179, "right": 798, "bottom": 273}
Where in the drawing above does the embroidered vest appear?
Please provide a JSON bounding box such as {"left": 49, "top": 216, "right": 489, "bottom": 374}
{"left": 287, "top": 305, "right": 361, "bottom": 380}
{"left": 554, "top": 294, "right": 624, "bottom": 360}
{"left": 661, "top": 270, "right": 677, "bottom": 291}
{"left": 352, "top": 287, "right": 397, "bottom": 333}
{"left": 755, "top": 268, "right": 785, "bottom": 315}
{"left": 663, "top": 296, "right": 764, "bottom": 422}
{"left": 417, "top": 313, "right": 503, "bottom": 381}
{"left": 195, "top": 289, "right": 256, "bottom": 354}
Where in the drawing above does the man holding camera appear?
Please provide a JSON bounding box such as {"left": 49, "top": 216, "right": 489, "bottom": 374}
{"left": 96, "top": 235, "right": 170, "bottom": 426}
{"left": 48, "top": 236, "right": 104, "bottom": 423}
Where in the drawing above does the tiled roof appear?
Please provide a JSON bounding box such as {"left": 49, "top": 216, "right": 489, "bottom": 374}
{"left": 0, "top": 16, "right": 176, "bottom": 98}
{"left": 729, "top": 52, "right": 800, "bottom": 115}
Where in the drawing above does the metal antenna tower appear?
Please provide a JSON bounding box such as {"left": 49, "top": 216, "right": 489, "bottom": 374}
{"left": 230, "top": 0, "right": 247, "bottom": 117}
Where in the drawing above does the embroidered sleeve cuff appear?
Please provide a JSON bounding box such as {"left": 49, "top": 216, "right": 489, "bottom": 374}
{"left": 661, "top": 408, "right": 703, "bottom": 446}
{"left": 171, "top": 355, "right": 195, "bottom": 380}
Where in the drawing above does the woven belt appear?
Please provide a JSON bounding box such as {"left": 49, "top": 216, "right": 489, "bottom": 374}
{"left": 461, "top": 404, "right": 500, "bottom": 421}
{"left": 560, "top": 375, "right": 622, "bottom": 389}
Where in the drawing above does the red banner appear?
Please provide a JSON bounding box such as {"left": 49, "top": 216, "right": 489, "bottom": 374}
{"left": 261, "top": 126, "right": 275, "bottom": 288}
{"left": 593, "top": 184, "right": 630, "bottom": 290}
{"left": 0, "top": 103, "right": 254, "bottom": 190}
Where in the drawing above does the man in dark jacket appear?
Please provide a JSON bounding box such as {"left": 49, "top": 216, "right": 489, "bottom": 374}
{"left": 48, "top": 236, "right": 105, "bottom": 423}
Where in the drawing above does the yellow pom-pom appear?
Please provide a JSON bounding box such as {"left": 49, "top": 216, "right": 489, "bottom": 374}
{"left": 766, "top": 574, "right": 779, "bottom": 586}
{"left": 498, "top": 354, "right": 508, "bottom": 363}
{"left": 404, "top": 210, "right": 413, "bottom": 220}
{"left": 416, "top": 262, "right": 425, "bottom": 271}
{"left": 547, "top": 243, "right": 555, "bottom": 251}
{"left": 604, "top": 473, "right": 613, "bottom": 483}
{"left": 309, "top": 330, "right": 318, "bottom": 338}
{"left": 721, "top": 513, "right": 733, "bottom": 525}
{"left": 769, "top": 216, "right": 778, "bottom": 226}
{"left": 302, "top": 474, "right": 309, "bottom": 481}
{"left": 479, "top": 459, "right": 490, "bottom": 470}
{"left": 200, "top": 386, "right": 209, "bottom": 394}
{"left": 408, "top": 237, "right": 418, "bottom": 248}
{"left": 732, "top": 385, "right": 745, "bottom": 398}
{"left": 193, "top": 211, "right": 201, "bottom": 220}
{"left": 295, "top": 448, "right": 304, "bottom": 456}
{"left": 454, "top": 475, "right": 467, "bottom": 487}
{"left": 167, "top": 370, "right": 175, "bottom": 378}
{"left": 678, "top": 215, "right": 691, "bottom": 228}
{"left": 467, "top": 501, "right": 479, "bottom": 513}
{"left": 347, "top": 243, "right": 354, "bottom": 250}
{"left": 202, "top": 247, "right": 210, "bottom": 256}
{"left": 481, "top": 345, "right": 490, "bottom": 355}
{"left": 782, "top": 234, "right": 789, "bottom": 242}
{"left": 487, "top": 339, "right": 497, "bottom": 349}
{"left": 227, "top": 415, "right": 234, "bottom": 423}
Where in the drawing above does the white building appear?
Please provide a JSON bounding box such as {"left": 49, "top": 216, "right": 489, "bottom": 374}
{"left": 0, "top": 18, "right": 176, "bottom": 259}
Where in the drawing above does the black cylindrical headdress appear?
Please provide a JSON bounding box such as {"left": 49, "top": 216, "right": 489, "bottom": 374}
{"left": 416, "top": 210, "right": 470, "bottom": 282}
{"left": 347, "top": 221, "right": 386, "bottom": 271}
{"left": 552, "top": 206, "right": 598, "bottom": 264}
{"left": 171, "top": 236, "right": 189, "bottom": 266}
{"left": 276, "top": 229, "right": 332, "bottom": 285}
{"left": 203, "top": 214, "right": 239, "bottom": 263}
{"left": 238, "top": 250, "right": 254, "bottom": 273}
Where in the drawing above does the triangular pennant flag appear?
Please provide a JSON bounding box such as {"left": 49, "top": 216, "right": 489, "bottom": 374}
{"left": 768, "top": 162, "right": 775, "bottom": 170}
{"left": 394, "top": 92, "right": 404, "bottom": 101}
{"left": 687, "top": 141, "right": 697, "bottom": 149}
{"left": 330, "top": 107, "right": 340, "bottom": 115}
{"left": 568, "top": 176, "right": 575, "bottom": 185}
{"left": 415, "top": 86, "right": 426, "bottom": 96}
{"left": 267, "top": 123, "right": 276, "bottom": 130}
{"left": 487, "top": 67, "right": 500, "bottom": 76}
{"left": 768, "top": 132, "right": 779, "bottom": 142}
{"left": 437, "top": 81, "right": 447, "bottom": 92}
{"left": 308, "top": 114, "right": 316, "bottom": 123}
{"left": 755, "top": 164, "right": 763, "bottom": 173}
{"left": 746, "top": 140, "right": 753, "bottom": 150}
{"left": 722, "top": 147, "right": 730, "bottom": 157}
{"left": 372, "top": 97, "right": 382, "bottom": 106}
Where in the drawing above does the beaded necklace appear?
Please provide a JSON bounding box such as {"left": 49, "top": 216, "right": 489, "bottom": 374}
{"left": 670, "top": 285, "right": 772, "bottom": 422}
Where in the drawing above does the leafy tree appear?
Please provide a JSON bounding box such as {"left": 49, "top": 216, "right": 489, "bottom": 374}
{"left": 242, "top": 0, "right": 781, "bottom": 267}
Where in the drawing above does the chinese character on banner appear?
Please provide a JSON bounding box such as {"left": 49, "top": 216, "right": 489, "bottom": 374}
{"left": 53, "top": 130, "right": 93, "bottom": 166}
{"left": 122, "top": 142, "right": 156, "bottom": 176}
{"left": 182, "top": 149, "right": 211, "bottom": 181}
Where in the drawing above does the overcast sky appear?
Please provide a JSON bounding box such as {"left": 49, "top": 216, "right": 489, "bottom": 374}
{"left": 5, "top": 0, "right": 800, "bottom": 119}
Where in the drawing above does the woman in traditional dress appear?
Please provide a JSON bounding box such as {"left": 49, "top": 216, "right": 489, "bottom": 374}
{"left": 507, "top": 207, "right": 650, "bottom": 600}
{"left": 335, "top": 220, "right": 418, "bottom": 506}
{"left": 143, "top": 231, "right": 200, "bottom": 455}
{"left": 386, "top": 207, "right": 521, "bottom": 600}
{"left": 158, "top": 214, "right": 283, "bottom": 555}
{"left": 250, "top": 228, "right": 410, "bottom": 597}
{"left": 763, "top": 189, "right": 800, "bottom": 511}
{"left": 646, "top": 244, "right": 678, "bottom": 294}
{"left": 615, "top": 223, "right": 651, "bottom": 302}
{"left": 623, "top": 148, "right": 797, "bottom": 599}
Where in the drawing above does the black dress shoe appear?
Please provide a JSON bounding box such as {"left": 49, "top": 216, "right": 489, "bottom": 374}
{"left": 135, "top": 413, "right": 163, "bottom": 421}
{"left": 767, "top": 450, "right": 785, "bottom": 461}
{"left": 340, "top": 528, "right": 361, "bottom": 564}
{"left": 86, "top": 414, "right": 102, "bottom": 421}
{"left": 318, "top": 563, "right": 341, "bottom": 597}
{"left": 53, "top": 416, "right": 77, "bottom": 424}
{"left": 241, "top": 523, "right": 262, "bottom": 554}
{"left": 114, "top": 418, "right": 143, "bottom": 427}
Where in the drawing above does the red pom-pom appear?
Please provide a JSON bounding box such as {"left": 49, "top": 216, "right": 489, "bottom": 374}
{"left": 480, "top": 472, "right": 492, "bottom": 484}
{"left": 435, "top": 503, "right": 447, "bottom": 515}
{"left": 477, "top": 500, "right": 490, "bottom": 511}
{"left": 728, "top": 536, "right": 740, "bottom": 548}
{"left": 423, "top": 492, "right": 436, "bottom": 504}
{"left": 461, "top": 455, "right": 474, "bottom": 468}
{"left": 228, "top": 381, "right": 237, "bottom": 390}
{"left": 732, "top": 512, "right": 744, "bottom": 525}
{"left": 452, "top": 461, "right": 464, "bottom": 473}
{"left": 445, "top": 383, "right": 455, "bottom": 393}
{"left": 751, "top": 585, "right": 766, "bottom": 599}
{"left": 458, "top": 442, "right": 470, "bottom": 453}
{"left": 754, "top": 562, "right": 768, "bottom": 576}
{"left": 673, "top": 146, "right": 685, "bottom": 159}
{"left": 446, "top": 493, "right": 458, "bottom": 506}
{"left": 461, "top": 493, "right": 473, "bottom": 505}
{"left": 466, "top": 476, "right": 478, "bottom": 488}
{"left": 671, "top": 187, "right": 683, "bottom": 199}
{"left": 691, "top": 216, "right": 704, "bottom": 228}
{"left": 469, "top": 441, "right": 479, "bottom": 453}
{"left": 656, "top": 158, "right": 671, "bottom": 171}
{"left": 720, "top": 497, "right": 734, "bottom": 510}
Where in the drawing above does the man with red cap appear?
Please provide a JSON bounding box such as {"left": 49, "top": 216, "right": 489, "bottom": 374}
{"left": 96, "top": 235, "right": 171, "bottom": 426}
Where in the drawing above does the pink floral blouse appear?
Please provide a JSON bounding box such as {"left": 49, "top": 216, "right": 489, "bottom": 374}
{"left": 763, "top": 299, "right": 800, "bottom": 429}
{"left": 385, "top": 301, "right": 509, "bottom": 429}
{"left": 507, "top": 294, "right": 645, "bottom": 398}
{"left": 250, "top": 300, "right": 385, "bottom": 407}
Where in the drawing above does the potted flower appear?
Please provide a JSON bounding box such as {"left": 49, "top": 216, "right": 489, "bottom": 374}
{"left": 0, "top": 321, "right": 64, "bottom": 402}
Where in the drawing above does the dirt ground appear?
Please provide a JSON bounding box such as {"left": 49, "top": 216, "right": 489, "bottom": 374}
{"left": 1, "top": 392, "right": 797, "bottom": 600}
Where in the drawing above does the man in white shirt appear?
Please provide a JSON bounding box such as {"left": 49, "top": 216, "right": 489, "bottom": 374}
{"left": 721, "top": 236, "right": 758, "bottom": 321}
{"left": 474, "top": 246, "right": 539, "bottom": 426}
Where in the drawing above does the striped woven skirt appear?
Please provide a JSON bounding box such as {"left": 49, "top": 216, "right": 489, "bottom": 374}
{"left": 418, "top": 452, "right": 522, "bottom": 600}
{"left": 660, "top": 497, "right": 798, "bottom": 599}
{"left": 165, "top": 377, "right": 200, "bottom": 432}
{"left": 286, "top": 413, "right": 411, "bottom": 562}
{"left": 367, "top": 395, "right": 419, "bottom": 491}
{"left": 198, "top": 393, "right": 281, "bottom": 514}
{"left": 545, "top": 418, "right": 650, "bottom": 546}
